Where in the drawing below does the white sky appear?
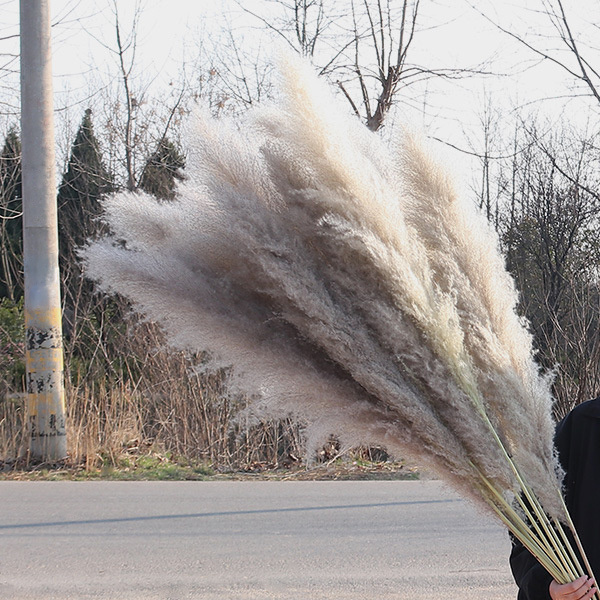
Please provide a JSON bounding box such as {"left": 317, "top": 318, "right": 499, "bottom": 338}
{"left": 1, "top": 0, "right": 599, "bottom": 190}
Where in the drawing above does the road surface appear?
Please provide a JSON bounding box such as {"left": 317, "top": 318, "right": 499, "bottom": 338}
{"left": 0, "top": 479, "right": 516, "bottom": 599}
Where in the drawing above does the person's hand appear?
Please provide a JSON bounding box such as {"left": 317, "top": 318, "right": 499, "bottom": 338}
{"left": 550, "top": 576, "right": 596, "bottom": 600}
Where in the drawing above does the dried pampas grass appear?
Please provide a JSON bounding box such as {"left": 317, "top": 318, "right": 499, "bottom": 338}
{"left": 83, "top": 53, "right": 595, "bottom": 589}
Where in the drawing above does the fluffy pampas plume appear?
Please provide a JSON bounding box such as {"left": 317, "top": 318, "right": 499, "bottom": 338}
{"left": 83, "top": 53, "right": 595, "bottom": 589}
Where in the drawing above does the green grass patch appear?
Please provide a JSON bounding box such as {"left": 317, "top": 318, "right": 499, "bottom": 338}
{"left": 1, "top": 451, "right": 419, "bottom": 482}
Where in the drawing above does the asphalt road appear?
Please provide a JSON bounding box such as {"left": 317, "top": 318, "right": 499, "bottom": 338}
{"left": 0, "top": 480, "right": 516, "bottom": 600}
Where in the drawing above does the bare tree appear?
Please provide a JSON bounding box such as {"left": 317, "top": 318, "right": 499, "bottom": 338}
{"left": 473, "top": 0, "right": 600, "bottom": 109}
{"left": 112, "top": 0, "right": 139, "bottom": 191}
{"left": 231, "top": 0, "right": 489, "bottom": 131}
{"left": 76, "top": 0, "right": 190, "bottom": 191}
{"left": 203, "top": 29, "right": 274, "bottom": 112}
{"left": 495, "top": 121, "right": 600, "bottom": 415}
{"left": 0, "top": 1, "right": 25, "bottom": 121}
{"left": 237, "top": 0, "right": 330, "bottom": 58}
{"left": 338, "top": 0, "right": 423, "bottom": 131}
{"left": 543, "top": 0, "right": 600, "bottom": 105}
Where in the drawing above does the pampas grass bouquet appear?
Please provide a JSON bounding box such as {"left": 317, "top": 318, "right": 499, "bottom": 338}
{"left": 83, "top": 53, "right": 596, "bottom": 592}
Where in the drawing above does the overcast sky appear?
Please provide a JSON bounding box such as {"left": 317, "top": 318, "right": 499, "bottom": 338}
{"left": 1, "top": 0, "right": 599, "bottom": 188}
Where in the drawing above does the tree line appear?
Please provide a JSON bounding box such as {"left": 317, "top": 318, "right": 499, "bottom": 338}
{"left": 1, "top": 0, "right": 599, "bottom": 470}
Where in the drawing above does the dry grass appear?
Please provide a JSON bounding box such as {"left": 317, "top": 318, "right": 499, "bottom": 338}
{"left": 1, "top": 318, "right": 308, "bottom": 474}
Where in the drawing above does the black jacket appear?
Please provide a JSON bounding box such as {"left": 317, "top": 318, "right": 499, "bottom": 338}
{"left": 510, "top": 397, "right": 600, "bottom": 599}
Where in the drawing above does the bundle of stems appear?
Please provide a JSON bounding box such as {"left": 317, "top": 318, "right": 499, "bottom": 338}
{"left": 84, "top": 54, "right": 596, "bottom": 590}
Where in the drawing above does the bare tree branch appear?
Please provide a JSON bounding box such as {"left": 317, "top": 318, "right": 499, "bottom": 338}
{"left": 554, "top": 0, "right": 600, "bottom": 104}
{"left": 471, "top": 1, "right": 600, "bottom": 107}
{"left": 112, "top": 0, "right": 139, "bottom": 191}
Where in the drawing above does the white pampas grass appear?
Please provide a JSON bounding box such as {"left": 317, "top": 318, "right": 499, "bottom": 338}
{"left": 83, "top": 54, "right": 594, "bottom": 588}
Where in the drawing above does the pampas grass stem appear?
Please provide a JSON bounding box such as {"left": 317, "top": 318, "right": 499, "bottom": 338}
{"left": 561, "top": 500, "right": 600, "bottom": 594}
{"left": 477, "top": 392, "right": 595, "bottom": 591}
{"left": 476, "top": 473, "right": 565, "bottom": 582}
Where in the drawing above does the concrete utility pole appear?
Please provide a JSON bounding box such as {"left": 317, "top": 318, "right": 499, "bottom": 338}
{"left": 20, "top": 0, "right": 67, "bottom": 461}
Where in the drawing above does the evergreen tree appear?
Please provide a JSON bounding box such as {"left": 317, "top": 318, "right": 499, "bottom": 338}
{"left": 57, "top": 109, "right": 114, "bottom": 341}
{"left": 138, "top": 137, "right": 185, "bottom": 201}
{"left": 0, "top": 128, "right": 23, "bottom": 300}
{"left": 58, "top": 108, "right": 113, "bottom": 253}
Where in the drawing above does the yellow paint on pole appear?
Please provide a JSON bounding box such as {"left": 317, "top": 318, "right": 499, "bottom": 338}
{"left": 25, "top": 306, "right": 67, "bottom": 459}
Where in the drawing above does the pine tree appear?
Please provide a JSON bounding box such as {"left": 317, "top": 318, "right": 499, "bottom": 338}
{"left": 58, "top": 108, "right": 113, "bottom": 253}
{"left": 57, "top": 109, "right": 114, "bottom": 341}
{"left": 0, "top": 128, "right": 23, "bottom": 300}
{"left": 138, "top": 137, "right": 185, "bottom": 201}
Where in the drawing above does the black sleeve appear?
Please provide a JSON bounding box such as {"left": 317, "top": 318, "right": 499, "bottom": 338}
{"left": 509, "top": 411, "right": 573, "bottom": 599}
{"left": 509, "top": 534, "right": 553, "bottom": 600}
